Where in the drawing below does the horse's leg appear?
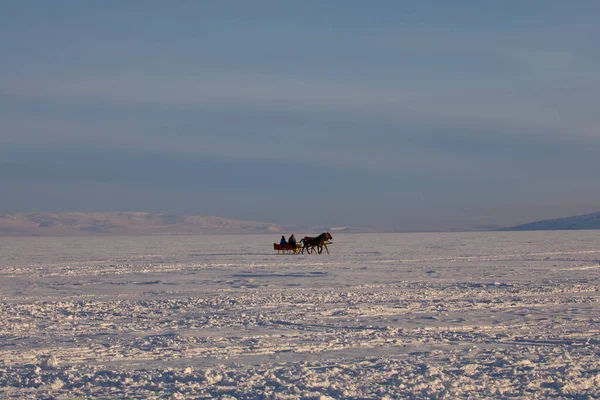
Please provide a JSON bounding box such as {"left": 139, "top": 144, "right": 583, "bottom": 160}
{"left": 323, "top": 243, "right": 329, "bottom": 254}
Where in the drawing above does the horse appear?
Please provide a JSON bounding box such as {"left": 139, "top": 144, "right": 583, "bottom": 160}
{"left": 299, "top": 232, "right": 333, "bottom": 254}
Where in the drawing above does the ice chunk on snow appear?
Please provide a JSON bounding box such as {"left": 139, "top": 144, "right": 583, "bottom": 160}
{"left": 41, "top": 355, "right": 58, "bottom": 370}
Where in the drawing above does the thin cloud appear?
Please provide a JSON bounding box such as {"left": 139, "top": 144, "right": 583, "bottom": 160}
{"left": 3, "top": 69, "right": 600, "bottom": 144}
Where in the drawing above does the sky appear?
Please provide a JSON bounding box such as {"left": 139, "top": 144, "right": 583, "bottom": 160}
{"left": 1, "top": 1, "right": 600, "bottom": 231}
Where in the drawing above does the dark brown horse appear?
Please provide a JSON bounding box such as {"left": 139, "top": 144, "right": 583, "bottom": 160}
{"left": 300, "top": 232, "right": 333, "bottom": 254}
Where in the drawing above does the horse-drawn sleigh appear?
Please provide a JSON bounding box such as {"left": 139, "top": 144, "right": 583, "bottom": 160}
{"left": 273, "top": 243, "right": 303, "bottom": 254}
{"left": 274, "top": 232, "right": 333, "bottom": 255}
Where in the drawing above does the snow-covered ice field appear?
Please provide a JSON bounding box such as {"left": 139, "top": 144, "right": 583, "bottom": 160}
{"left": 1, "top": 231, "right": 600, "bottom": 399}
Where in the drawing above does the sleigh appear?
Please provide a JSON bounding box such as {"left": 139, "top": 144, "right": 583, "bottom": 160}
{"left": 274, "top": 243, "right": 302, "bottom": 254}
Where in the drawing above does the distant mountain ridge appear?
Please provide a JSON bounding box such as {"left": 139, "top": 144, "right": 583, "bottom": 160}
{"left": 0, "top": 212, "right": 285, "bottom": 236}
{"left": 0, "top": 212, "right": 378, "bottom": 236}
{"left": 500, "top": 211, "right": 600, "bottom": 231}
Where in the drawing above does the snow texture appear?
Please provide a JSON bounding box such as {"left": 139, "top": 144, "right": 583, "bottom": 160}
{"left": 1, "top": 231, "right": 600, "bottom": 399}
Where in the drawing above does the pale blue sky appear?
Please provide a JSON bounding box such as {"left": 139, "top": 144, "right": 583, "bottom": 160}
{"left": 1, "top": 1, "right": 600, "bottom": 230}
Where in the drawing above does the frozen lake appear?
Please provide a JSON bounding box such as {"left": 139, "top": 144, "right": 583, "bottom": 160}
{"left": 1, "top": 231, "right": 600, "bottom": 398}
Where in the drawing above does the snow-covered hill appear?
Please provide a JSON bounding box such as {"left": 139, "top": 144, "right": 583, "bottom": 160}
{"left": 0, "top": 212, "right": 379, "bottom": 236}
{"left": 500, "top": 211, "right": 600, "bottom": 231}
{"left": 0, "top": 212, "right": 285, "bottom": 236}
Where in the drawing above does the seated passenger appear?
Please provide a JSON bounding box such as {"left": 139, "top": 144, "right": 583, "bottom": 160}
{"left": 288, "top": 234, "right": 297, "bottom": 247}
{"left": 280, "top": 235, "right": 287, "bottom": 247}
